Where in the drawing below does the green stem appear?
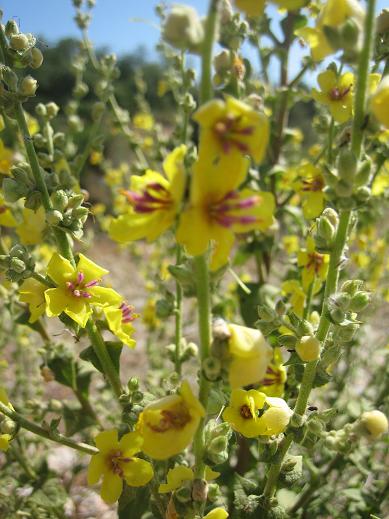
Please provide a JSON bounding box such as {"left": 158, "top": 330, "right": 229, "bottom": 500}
{"left": 86, "top": 320, "right": 123, "bottom": 398}
{"left": 174, "top": 245, "right": 184, "bottom": 376}
{"left": 75, "top": 111, "right": 104, "bottom": 179}
{"left": 303, "top": 281, "right": 314, "bottom": 320}
{"left": 327, "top": 117, "right": 334, "bottom": 165}
{"left": 199, "top": 0, "right": 220, "bottom": 105}
{"left": 262, "top": 0, "right": 377, "bottom": 499}
{"left": 0, "top": 400, "right": 98, "bottom": 455}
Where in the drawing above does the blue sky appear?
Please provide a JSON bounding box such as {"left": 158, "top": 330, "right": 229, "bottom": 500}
{"left": 2, "top": 0, "right": 387, "bottom": 80}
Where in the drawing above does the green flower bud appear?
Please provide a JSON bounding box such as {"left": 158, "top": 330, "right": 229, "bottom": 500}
{"left": 317, "top": 215, "right": 336, "bottom": 244}
{"left": 18, "top": 76, "right": 38, "bottom": 97}
{"left": 257, "top": 304, "right": 277, "bottom": 322}
{"left": 281, "top": 455, "right": 300, "bottom": 472}
{"left": 307, "top": 418, "right": 324, "bottom": 435}
{"left": 73, "top": 81, "right": 89, "bottom": 98}
{"left": 322, "top": 208, "right": 339, "bottom": 227}
{"left": 2, "top": 178, "right": 27, "bottom": 202}
{"left": 354, "top": 186, "right": 371, "bottom": 203}
{"left": 118, "top": 393, "right": 131, "bottom": 404}
{"left": 322, "top": 167, "right": 338, "bottom": 187}
{"left": 275, "top": 299, "right": 286, "bottom": 316}
{"left": 209, "top": 435, "right": 228, "bottom": 455}
{"left": 322, "top": 26, "right": 343, "bottom": 51}
{"left": 46, "top": 210, "right": 63, "bottom": 226}
{"left": 349, "top": 291, "right": 370, "bottom": 312}
{"left": 35, "top": 103, "right": 47, "bottom": 117}
{"left": 355, "top": 159, "right": 371, "bottom": 187}
{"left": 336, "top": 322, "right": 359, "bottom": 342}
{"left": 10, "top": 33, "right": 29, "bottom": 51}
{"left": 341, "top": 279, "right": 364, "bottom": 296}
{"left": 163, "top": 5, "right": 204, "bottom": 52}
{"left": 51, "top": 190, "right": 68, "bottom": 211}
{"left": 297, "top": 319, "right": 314, "bottom": 336}
{"left": 207, "top": 483, "right": 220, "bottom": 502}
{"left": 131, "top": 391, "right": 143, "bottom": 404}
{"left": 67, "top": 194, "right": 84, "bottom": 209}
{"left": 290, "top": 412, "right": 305, "bottom": 428}
{"left": 53, "top": 132, "right": 66, "bottom": 148}
{"left": 30, "top": 47, "right": 43, "bottom": 69}
{"left": 332, "top": 292, "right": 351, "bottom": 311}
{"left": 329, "top": 307, "right": 345, "bottom": 324}
{"left": 127, "top": 377, "right": 139, "bottom": 391}
{"left": 68, "top": 114, "right": 83, "bottom": 132}
{"left": 338, "top": 149, "right": 357, "bottom": 182}
{"left": 49, "top": 399, "right": 63, "bottom": 411}
{"left": 33, "top": 133, "right": 46, "bottom": 148}
{"left": 46, "top": 102, "right": 59, "bottom": 118}
{"left": 25, "top": 191, "right": 42, "bottom": 210}
{"left": 296, "top": 336, "right": 321, "bottom": 362}
{"left": 0, "top": 418, "right": 16, "bottom": 435}
{"left": 156, "top": 298, "right": 174, "bottom": 318}
{"left": 340, "top": 19, "right": 360, "bottom": 50}
{"left": 10, "top": 257, "right": 26, "bottom": 274}
{"left": 72, "top": 206, "right": 89, "bottom": 223}
{"left": 5, "top": 20, "right": 19, "bottom": 38}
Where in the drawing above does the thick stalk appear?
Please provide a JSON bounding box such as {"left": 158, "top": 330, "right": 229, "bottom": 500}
{"left": 174, "top": 245, "right": 183, "bottom": 375}
{"left": 0, "top": 400, "right": 98, "bottom": 455}
{"left": 262, "top": 0, "right": 377, "bottom": 500}
{"left": 192, "top": 0, "right": 220, "bottom": 491}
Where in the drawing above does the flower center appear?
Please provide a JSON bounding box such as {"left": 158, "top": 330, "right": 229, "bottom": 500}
{"left": 240, "top": 404, "right": 253, "bottom": 419}
{"left": 120, "top": 302, "right": 139, "bottom": 324}
{"left": 301, "top": 176, "right": 324, "bottom": 192}
{"left": 65, "top": 271, "right": 100, "bottom": 298}
{"left": 107, "top": 449, "right": 132, "bottom": 478}
{"left": 306, "top": 252, "right": 324, "bottom": 274}
{"left": 148, "top": 403, "right": 191, "bottom": 432}
{"left": 213, "top": 114, "right": 254, "bottom": 154}
{"left": 261, "top": 365, "right": 282, "bottom": 386}
{"left": 208, "top": 190, "right": 260, "bottom": 228}
{"left": 0, "top": 205, "right": 7, "bottom": 214}
{"left": 123, "top": 182, "right": 173, "bottom": 214}
{"left": 329, "top": 85, "right": 352, "bottom": 101}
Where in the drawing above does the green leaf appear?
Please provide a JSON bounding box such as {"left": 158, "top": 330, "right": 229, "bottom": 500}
{"left": 312, "top": 364, "right": 332, "bottom": 387}
{"left": 63, "top": 404, "right": 95, "bottom": 435}
{"left": 118, "top": 485, "right": 151, "bottom": 519}
{"left": 238, "top": 282, "right": 261, "bottom": 327}
{"left": 80, "top": 341, "right": 123, "bottom": 376}
{"left": 284, "top": 352, "right": 305, "bottom": 366}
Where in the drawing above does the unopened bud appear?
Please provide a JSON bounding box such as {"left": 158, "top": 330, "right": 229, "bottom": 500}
{"left": 163, "top": 5, "right": 204, "bottom": 52}
{"left": 340, "top": 19, "right": 360, "bottom": 50}
{"left": 349, "top": 291, "right": 370, "bottom": 312}
{"left": 19, "top": 76, "right": 38, "bottom": 97}
{"left": 127, "top": 377, "right": 139, "bottom": 391}
{"left": 30, "top": 47, "right": 43, "bottom": 69}
{"left": 278, "top": 334, "right": 298, "bottom": 348}
{"left": 295, "top": 335, "right": 321, "bottom": 362}
{"left": 336, "top": 322, "right": 359, "bottom": 342}
{"left": 317, "top": 215, "right": 335, "bottom": 243}
{"left": 322, "top": 208, "right": 339, "bottom": 227}
{"left": 46, "top": 102, "right": 59, "bottom": 118}
{"left": 35, "top": 103, "right": 47, "bottom": 117}
{"left": 5, "top": 20, "right": 19, "bottom": 38}
{"left": 192, "top": 478, "right": 208, "bottom": 503}
{"left": 360, "top": 410, "right": 388, "bottom": 439}
{"left": 354, "top": 186, "right": 371, "bottom": 203}
{"left": 46, "top": 210, "right": 63, "bottom": 226}
{"left": 338, "top": 149, "right": 357, "bottom": 182}
{"left": 51, "top": 190, "right": 68, "bottom": 211}
{"left": 10, "top": 257, "right": 26, "bottom": 274}
{"left": 203, "top": 357, "right": 221, "bottom": 380}
{"left": 10, "top": 33, "right": 29, "bottom": 51}
{"left": 335, "top": 179, "right": 353, "bottom": 198}
{"left": 355, "top": 160, "right": 371, "bottom": 187}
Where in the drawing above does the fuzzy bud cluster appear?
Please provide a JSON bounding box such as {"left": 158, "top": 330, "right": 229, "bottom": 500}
{"left": 0, "top": 245, "right": 35, "bottom": 282}
{"left": 162, "top": 5, "right": 204, "bottom": 53}
{"left": 47, "top": 191, "right": 89, "bottom": 239}
{"left": 204, "top": 419, "right": 232, "bottom": 465}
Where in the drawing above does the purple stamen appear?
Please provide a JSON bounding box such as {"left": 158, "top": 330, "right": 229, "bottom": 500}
{"left": 84, "top": 279, "right": 100, "bottom": 288}
{"left": 77, "top": 271, "right": 85, "bottom": 284}
{"left": 82, "top": 291, "right": 92, "bottom": 298}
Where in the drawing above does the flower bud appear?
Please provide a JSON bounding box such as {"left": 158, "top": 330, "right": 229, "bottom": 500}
{"left": 35, "top": 103, "right": 47, "bottom": 117}
{"left": 127, "top": 377, "right": 139, "bottom": 391}
{"left": 278, "top": 334, "right": 298, "bottom": 348}
{"left": 9, "top": 257, "right": 26, "bottom": 274}
{"left": 295, "top": 335, "right": 321, "bottom": 362}
{"left": 0, "top": 418, "right": 16, "bottom": 435}
{"left": 337, "top": 149, "right": 357, "bottom": 183}
{"left": 329, "top": 307, "right": 345, "bottom": 324}
{"left": 51, "top": 190, "right": 69, "bottom": 211}
{"left": 317, "top": 215, "right": 336, "bottom": 244}
{"left": 340, "top": 19, "right": 360, "bottom": 50}
{"left": 354, "top": 186, "right": 371, "bottom": 203}
{"left": 354, "top": 159, "right": 371, "bottom": 187}
{"left": 46, "top": 102, "right": 59, "bottom": 119}
{"left": 203, "top": 357, "right": 221, "bottom": 381}
{"left": 335, "top": 179, "right": 353, "bottom": 198}
{"left": 214, "top": 50, "right": 231, "bottom": 75}
{"left": 162, "top": 5, "right": 204, "bottom": 52}
{"left": 209, "top": 435, "right": 228, "bottom": 454}
{"left": 192, "top": 478, "right": 208, "bottom": 503}
{"left": 46, "top": 210, "right": 63, "bottom": 226}
{"left": 131, "top": 390, "right": 144, "bottom": 404}
{"left": 5, "top": 20, "right": 19, "bottom": 38}
{"left": 18, "top": 76, "right": 38, "bottom": 97}
{"left": 10, "top": 33, "right": 29, "bottom": 51}
{"left": 322, "top": 208, "right": 339, "bottom": 227}
{"left": 30, "top": 47, "right": 43, "bottom": 69}
{"left": 360, "top": 410, "right": 388, "bottom": 439}
{"left": 336, "top": 322, "right": 358, "bottom": 342}
{"left": 349, "top": 291, "right": 370, "bottom": 312}
{"left": 258, "top": 305, "right": 277, "bottom": 322}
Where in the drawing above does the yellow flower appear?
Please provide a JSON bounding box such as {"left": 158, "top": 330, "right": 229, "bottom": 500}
{"left": 89, "top": 150, "right": 103, "bottom": 165}
{"left": 133, "top": 112, "right": 155, "bottom": 131}
{"left": 159, "top": 464, "right": 219, "bottom": 493}
{"left": 234, "top": 0, "right": 265, "bottom": 17}
{"left": 297, "top": 236, "right": 329, "bottom": 292}
{"left": 16, "top": 207, "right": 46, "bottom": 245}
{"left": 223, "top": 388, "right": 292, "bottom": 438}
{"left": 296, "top": 0, "right": 364, "bottom": 61}
{"left": 227, "top": 324, "right": 273, "bottom": 388}
{"left": 136, "top": 380, "right": 205, "bottom": 460}
{"left": 0, "top": 140, "right": 13, "bottom": 175}
{"left": 19, "top": 278, "right": 47, "bottom": 323}
{"left": 258, "top": 348, "right": 287, "bottom": 397}
{"left": 109, "top": 146, "right": 186, "bottom": 244}
{"left": 157, "top": 79, "right": 169, "bottom": 97}
{"left": 282, "top": 235, "right": 299, "bottom": 255}
{"left": 371, "top": 76, "right": 389, "bottom": 129}
{"left": 282, "top": 280, "right": 305, "bottom": 317}
{"left": 0, "top": 388, "right": 14, "bottom": 451}
{"left": 176, "top": 158, "right": 275, "bottom": 270}
{"left": 372, "top": 160, "right": 389, "bottom": 196}
{"left": 88, "top": 429, "right": 154, "bottom": 504}
{"left": 293, "top": 163, "right": 325, "bottom": 219}
{"left": 203, "top": 508, "right": 229, "bottom": 519}
{"left": 45, "top": 253, "right": 122, "bottom": 327}
{"left": 0, "top": 194, "right": 16, "bottom": 227}
{"left": 193, "top": 96, "right": 269, "bottom": 172}
{"left": 272, "top": 0, "right": 307, "bottom": 10}
{"left": 103, "top": 302, "right": 138, "bottom": 348}
{"left": 312, "top": 70, "right": 354, "bottom": 123}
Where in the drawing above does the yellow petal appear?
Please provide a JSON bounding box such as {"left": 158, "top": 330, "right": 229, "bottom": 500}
{"left": 100, "top": 472, "right": 123, "bottom": 504}
{"left": 44, "top": 287, "right": 71, "bottom": 317}
{"left": 119, "top": 431, "right": 143, "bottom": 457}
{"left": 88, "top": 286, "right": 122, "bottom": 307}
{"left": 77, "top": 254, "right": 108, "bottom": 283}
{"left": 87, "top": 453, "right": 106, "bottom": 485}
{"left": 123, "top": 457, "right": 154, "bottom": 487}
{"left": 47, "top": 253, "right": 74, "bottom": 285}
{"left": 95, "top": 429, "right": 119, "bottom": 452}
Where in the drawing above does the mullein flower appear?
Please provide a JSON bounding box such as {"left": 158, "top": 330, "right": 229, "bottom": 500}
{"left": 234, "top": 0, "right": 265, "bottom": 18}
{"left": 370, "top": 76, "right": 389, "bottom": 129}
{"left": 312, "top": 70, "right": 354, "bottom": 123}
{"left": 293, "top": 163, "right": 325, "bottom": 219}
{"left": 109, "top": 145, "right": 186, "bottom": 244}
{"left": 193, "top": 96, "right": 269, "bottom": 172}
{"left": 44, "top": 253, "right": 122, "bottom": 327}
{"left": 16, "top": 207, "right": 46, "bottom": 245}
{"left": 0, "top": 388, "right": 14, "bottom": 451}
{"left": 203, "top": 509, "right": 229, "bottom": 519}
{"left": 136, "top": 380, "right": 205, "bottom": 460}
{"left": 298, "top": 236, "right": 329, "bottom": 292}
{"left": 19, "top": 278, "right": 46, "bottom": 323}
{"left": 0, "top": 193, "right": 17, "bottom": 227}
{"left": 227, "top": 324, "right": 273, "bottom": 389}
{"left": 296, "top": 0, "right": 365, "bottom": 61}
{"left": 223, "top": 388, "right": 292, "bottom": 438}
{"left": 88, "top": 430, "right": 154, "bottom": 504}
{"left": 158, "top": 465, "right": 219, "bottom": 493}
{"left": 258, "top": 348, "right": 287, "bottom": 397}
{"left": 176, "top": 159, "right": 275, "bottom": 270}
{"left": 103, "top": 302, "right": 138, "bottom": 348}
